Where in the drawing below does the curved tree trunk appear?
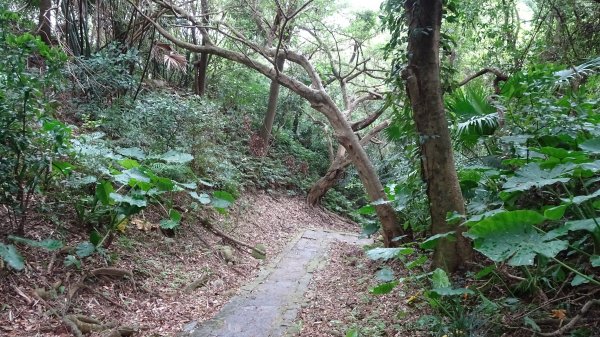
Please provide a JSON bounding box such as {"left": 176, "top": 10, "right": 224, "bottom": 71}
{"left": 317, "top": 102, "right": 406, "bottom": 246}
{"left": 403, "top": 0, "right": 472, "bottom": 271}
{"left": 307, "top": 154, "right": 346, "bottom": 206}
{"left": 308, "top": 119, "right": 390, "bottom": 205}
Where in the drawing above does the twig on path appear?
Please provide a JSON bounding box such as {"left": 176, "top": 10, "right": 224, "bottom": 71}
{"left": 11, "top": 285, "right": 33, "bottom": 305}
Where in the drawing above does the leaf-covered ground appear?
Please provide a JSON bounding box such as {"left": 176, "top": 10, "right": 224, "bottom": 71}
{"left": 292, "top": 243, "right": 427, "bottom": 337}
{"left": 0, "top": 192, "right": 356, "bottom": 336}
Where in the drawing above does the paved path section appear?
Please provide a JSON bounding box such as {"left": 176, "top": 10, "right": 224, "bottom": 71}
{"left": 179, "top": 229, "right": 372, "bottom": 337}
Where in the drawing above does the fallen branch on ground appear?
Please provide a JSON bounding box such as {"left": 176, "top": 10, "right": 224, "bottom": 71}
{"left": 199, "top": 218, "right": 266, "bottom": 257}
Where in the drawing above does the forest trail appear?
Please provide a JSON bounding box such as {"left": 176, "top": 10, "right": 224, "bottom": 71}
{"left": 179, "top": 229, "right": 372, "bottom": 337}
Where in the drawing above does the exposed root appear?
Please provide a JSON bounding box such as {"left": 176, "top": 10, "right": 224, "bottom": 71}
{"left": 538, "top": 299, "right": 600, "bottom": 336}
{"left": 183, "top": 273, "right": 211, "bottom": 293}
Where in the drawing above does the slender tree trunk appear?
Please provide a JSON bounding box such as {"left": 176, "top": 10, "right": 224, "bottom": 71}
{"left": 403, "top": 0, "right": 472, "bottom": 272}
{"left": 258, "top": 55, "right": 286, "bottom": 149}
{"left": 195, "top": 0, "right": 210, "bottom": 96}
{"left": 318, "top": 102, "right": 406, "bottom": 247}
{"left": 38, "top": 0, "right": 52, "bottom": 45}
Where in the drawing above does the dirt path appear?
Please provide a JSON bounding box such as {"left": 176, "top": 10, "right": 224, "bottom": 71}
{"left": 180, "top": 229, "right": 372, "bottom": 337}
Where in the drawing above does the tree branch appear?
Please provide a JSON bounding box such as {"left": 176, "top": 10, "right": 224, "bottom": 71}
{"left": 457, "top": 67, "right": 509, "bottom": 93}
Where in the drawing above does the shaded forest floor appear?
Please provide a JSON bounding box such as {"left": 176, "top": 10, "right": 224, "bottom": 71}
{"left": 0, "top": 192, "right": 360, "bottom": 336}
{"left": 4, "top": 191, "right": 595, "bottom": 337}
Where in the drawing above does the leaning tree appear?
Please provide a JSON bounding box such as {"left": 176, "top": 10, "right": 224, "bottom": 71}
{"left": 127, "top": 0, "right": 408, "bottom": 246}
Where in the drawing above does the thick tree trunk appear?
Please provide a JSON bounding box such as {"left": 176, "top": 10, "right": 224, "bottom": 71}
{"left": 38, "top": 0, "right": 52, "bottom": 45}
{"left": 258, "top": 55, "right": 286, "bottom": 149}
{"left": 403, "top": 0, "right": 472, "bottom": 271}
{"left": 307, "top": 150, "right": 346, "bottom": 206}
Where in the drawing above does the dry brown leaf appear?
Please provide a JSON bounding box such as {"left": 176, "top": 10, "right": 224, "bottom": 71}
{"left": 551, "top": 308, "right": 567, "bottom": 320}
{"left": 131, "top": 218, "right": 158, "bottom": 231}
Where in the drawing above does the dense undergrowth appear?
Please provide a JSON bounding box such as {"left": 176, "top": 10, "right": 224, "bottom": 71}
{"left": 0, "top": 7, "right": 363, "bottom": 274}
{"left": 1, "top": 1, "right": 600, "bottom": 336}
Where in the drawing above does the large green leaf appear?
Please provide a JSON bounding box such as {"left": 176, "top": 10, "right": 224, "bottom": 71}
{"left": 502, "top": 163, "right": 573, "bottom": 192}
{"left": 420, "top": 232, "right": 456, "bottom": 249}
{"left": 76, "top": 242, "right": 96, "bottom": 258}
{"left": 430, "top": 287, "right": 475, "bottom": 297}
{"left": 562, "top": 189, "right": 600, "bottom": 205}
{"left": 189, "top": 191, "right": 211, "bottom": 205}
{"left": 369, "top": 281, "right": 398, "bottom": 294}
{"left": 366, "top": 247, "right": 414, "bottom": 261}
{"left": 543, "top": 204, "right": 569, "bottom": 220}
{"left": 211, "top": 191, "right": 235, "bottom": 209}
{"left": 116, "top": 147, "right": 146, "bottom": 160}
{"left": 375, "top": 267, "right": 395, "bottom": 282}
{"left": 431, "top": 268, "right": 451, "bottom": 288}
{"left": 465, "top": 210, "right": 567, "bottom": 266}
{"left": 0, "top": 243, "right": 25, "bottom": 270}
{"left": 109, "top": 193, "right": 147, "bottom": 207}
{"left": 8, "top": 236, "right": 63, "bottom": 251}
{"left": 565, "top": 218, "right": 600, "bottom": 232}
{"left": 96, "top": 180, "right": 114, "bottom": 205}
{"left": 156, "top": 150, "right": 194, "bottom": 164}
{"left": 580, "top": 138, "right": 600, "bottom": 154}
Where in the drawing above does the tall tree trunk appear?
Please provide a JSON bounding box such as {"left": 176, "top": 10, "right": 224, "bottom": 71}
{"left": 258, "top": 54, "right": 286, "bottom": 150}
{"left": 38, "top": 0, "right": 52, "bottom": 45}
{"left": 195, "top": 0, "right": 210, "bottom": 96}
{"left": 403, "top": 0, "right": 472, "bottom": 272}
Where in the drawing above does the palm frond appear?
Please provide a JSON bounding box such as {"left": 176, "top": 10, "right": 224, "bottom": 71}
{"left": 554, "top": 56, "right": 600, "bottom": 86}
{"left": 447, "top": 86, "right": 499, "bottom": 148}
{"left": 152, "top": 43, "right": 187, "bottom": 73}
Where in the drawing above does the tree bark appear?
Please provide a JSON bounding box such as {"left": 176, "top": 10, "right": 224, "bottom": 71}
{"left": 403, "top": 0, "right": 472, "bottom": 271}
{"left": 307, "top": 119, "right": 390, "bottom": 206}
{"left": 258, "top": 55, "right": 286, "bottom": 149}
{"left": 319, "top": 103, "right": 404, "bottom": 247}
{"left": 194, "top": 0, "right": 210, "bottom": 96}
{"left": 38, "top": 0, "right": 53, "bottom": 45}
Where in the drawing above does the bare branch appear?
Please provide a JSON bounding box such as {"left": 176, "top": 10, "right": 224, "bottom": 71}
{"left": 457, "top": 67, "right": 509, "bottom": 93}
{"left": 350, "top": 103, "right": 387, "bottom": 131}
{"left": 127, "top": 0, "right": 325, "bottom": 99}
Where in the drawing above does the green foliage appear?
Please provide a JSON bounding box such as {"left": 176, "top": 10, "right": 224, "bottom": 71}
{"left": 8, "top": 235, "right": 63, "bottom": 251}
{"left": 68, "top": 42, "right": 137, "bottom": 102}
{"left": 0, "top": 8, "right": 70, "bottom": 232}
{"left": 0, "top": 243, "right": 25, "bottom": 270}
{"left": 447, "top": 86, "right": 499, "bottom": 149}
{"left": 465, "top": 210, "right": 568, "bottom": 266}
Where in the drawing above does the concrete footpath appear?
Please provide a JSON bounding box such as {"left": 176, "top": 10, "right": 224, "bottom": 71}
{"left": 179, "top": 229, "right": 372, "bottom": 337}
